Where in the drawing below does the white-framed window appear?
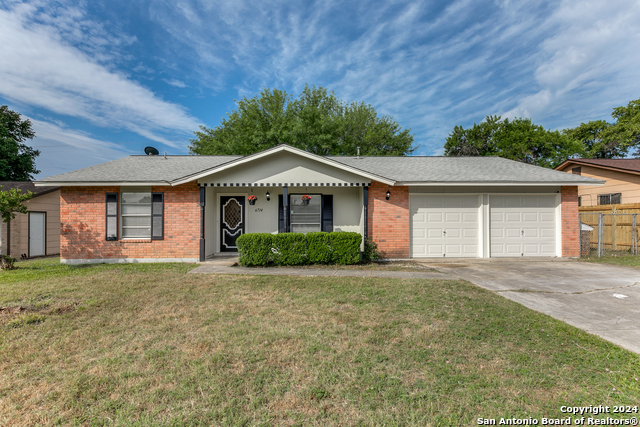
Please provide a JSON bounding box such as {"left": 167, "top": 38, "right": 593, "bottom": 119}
{"left": 598, "top": 193, "right": 621, "bottom": 205}
{"left": 121, "top": 192, "right": 152, "bottom": 238}
{"left": 289, "top": 194, "right": 321, "bottom": 233}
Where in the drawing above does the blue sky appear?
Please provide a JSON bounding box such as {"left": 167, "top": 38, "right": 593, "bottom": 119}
{"left": 1, "top": 0, "right": 640, "bottom": 178}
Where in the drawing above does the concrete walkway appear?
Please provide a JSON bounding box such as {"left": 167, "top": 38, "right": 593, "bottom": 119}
{"left": 190, "top": 262, "right": 452, "bottom": 280}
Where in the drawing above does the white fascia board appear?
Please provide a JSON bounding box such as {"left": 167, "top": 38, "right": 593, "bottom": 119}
{"left": 396, "top": 181, "right": 605, "bottom": 186}
{"left": 171, "top": 144, "right": 396, "bottom": 186}
{"left": 33, "top": 182, "right": 172, "bottom": 187}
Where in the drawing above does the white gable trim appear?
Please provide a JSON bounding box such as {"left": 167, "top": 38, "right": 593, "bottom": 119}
{"left": 170, "top": 144, "right": 395, "bottom": 186}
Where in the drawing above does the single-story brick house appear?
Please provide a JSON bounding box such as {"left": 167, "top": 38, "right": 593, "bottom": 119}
{"left": 555, "top": 158, "right": 640, "bottom": 207}
{"left": 0, "top": 181, "right": 61, "bottom": 258}
{"left": 34, "top": 145, "right": 603, "bottom": 264}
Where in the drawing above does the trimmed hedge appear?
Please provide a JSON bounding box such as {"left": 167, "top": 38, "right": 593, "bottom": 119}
{"left": 236, "top": 232, "right": 362, "bottom": 266}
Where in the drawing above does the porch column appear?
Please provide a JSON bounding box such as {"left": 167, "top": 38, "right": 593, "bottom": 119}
{"left": 363, "top": 186, "right": 369, "bottom": 241}
{"left": 199, "top": 186, "right": 205, "bottom": 262}
{"left": 362, "top": 186, "right": 369, "bottom": 261}
{"left": 283, "top": 185, "right": 289, "bottom": 232}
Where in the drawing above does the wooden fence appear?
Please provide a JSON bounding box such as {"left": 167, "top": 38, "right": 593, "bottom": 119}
{"left": 579, "top": 202, "right": 640, "bottom": 215}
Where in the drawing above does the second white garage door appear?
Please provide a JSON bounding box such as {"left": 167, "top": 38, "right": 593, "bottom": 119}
{"left": 490, "top": 195, "right": 557, "bottom": 257}
{"left": 411, "top": 195, "right": 480, "bottom": 258}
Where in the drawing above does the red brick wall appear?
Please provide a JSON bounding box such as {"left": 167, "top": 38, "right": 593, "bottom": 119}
{"left": 367, "top": 181, "right": 410, "bottom": 259}
{"left": 561, "top": 186, "right": 580, "bottom": 257}
{"left": 60, "top": 184, "right": 200, "bottom": 261}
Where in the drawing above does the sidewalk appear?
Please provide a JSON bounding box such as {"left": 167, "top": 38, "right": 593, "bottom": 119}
{"left": 189, "top": 263, "right": 453, "bottom": 280}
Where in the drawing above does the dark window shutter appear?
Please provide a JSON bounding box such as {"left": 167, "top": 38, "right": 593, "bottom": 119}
{"left": 106, "top": 193, "right": 118, "bottom": 241}
{"left": 151, "top": 193, "right": 164, "bottom": 240}
{"left": 278, "top": 194, "right": 285, "bottom": 233}
{"left": 322, "top": 195, "right": 333, "bottom": 232}
{"left": 578, "top": 196, "right": 582, "bottom": 207}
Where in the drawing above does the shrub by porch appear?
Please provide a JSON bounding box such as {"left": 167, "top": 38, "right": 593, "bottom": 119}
{"left": 236, "top": 232, "right": 362, "bottom": 266}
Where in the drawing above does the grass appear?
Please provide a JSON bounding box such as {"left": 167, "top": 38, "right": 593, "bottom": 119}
{"left": 1, "top": 257, "right": 639, "bottom": 426}
{"left": 581, "top": 253, "right": 640, "bottom": 269}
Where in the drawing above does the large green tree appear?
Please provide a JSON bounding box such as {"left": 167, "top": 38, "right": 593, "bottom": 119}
{"left": 563, "top": 97, "right": 640, "bottom": 158}
{"left": 444, "top": 116, "right": 582, "bottom": 168}
{"left": 189, "top": 85, "right": 416, "bottom": 156}
{"left": 0, "top": 105, "right": 40, "bottom": 180}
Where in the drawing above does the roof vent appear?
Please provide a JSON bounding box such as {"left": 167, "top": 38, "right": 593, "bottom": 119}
{"left": 144, "top": 146, "right": 159, "bottom": 155}
{"left": 356, "top": 146, "right": 361, "bottom": 159}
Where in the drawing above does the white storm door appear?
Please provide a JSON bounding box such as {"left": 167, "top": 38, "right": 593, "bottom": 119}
{"left": 490, "top": 195, "right": 556, "bottom": 257}
{"left": 411, "top": 195, "right": 480, "bottom": 258}
{"left": 29, "top": 212, "right": 46, "bottom": 257}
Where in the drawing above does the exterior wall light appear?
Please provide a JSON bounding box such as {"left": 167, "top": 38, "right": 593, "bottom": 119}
{"left": 386, "top": 190, "right": 391, "bottom": 200}
{"left": 266, "top": 191, "right": 271, "bottom": 201}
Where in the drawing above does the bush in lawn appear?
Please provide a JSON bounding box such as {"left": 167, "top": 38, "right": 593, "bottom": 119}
{"left": 329, "top": 232, "right": 362, "bottom": 265}
{"left": 362, "top": 238, "right": 381, "bottom": 262}
{"left": 271, "top": 233, "right": 308, "bottom": 265}
{"left": 236, "top": 233, "right": 274, "bottom": 266}
{"left": 306, "top": 232, "right": 332, "bottom": 264}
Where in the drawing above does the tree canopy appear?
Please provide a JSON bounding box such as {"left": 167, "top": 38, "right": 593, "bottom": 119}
{"left": 444, "top": 116, "right": 582, "bottom": 168}
{"left": 0, "top": 105, "right": 40, "bottom": 181}
{"left": 189, "top": 85, "right": 416, "bottom": 156}
{"left": 564, "top": 98, "right": 640, "bottom": 158}
{"left": 444, "top": 97, "right": 640, "bottom": 168}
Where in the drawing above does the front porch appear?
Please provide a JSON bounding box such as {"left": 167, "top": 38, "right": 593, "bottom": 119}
{"left": 198, "top": 184, "right": 370, "bottom": 260}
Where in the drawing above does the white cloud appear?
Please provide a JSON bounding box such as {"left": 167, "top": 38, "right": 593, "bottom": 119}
{"left": 28, "top": 118, "right": 129, "bottom": 178}
{"left": 0, "top": 1, "right": 202, "bottom": 148}
{"left": 502, "top": 0, "right": 640, "bottom": 127}
{"left": 163, "top": 79, "right": 188, "bottom": 88}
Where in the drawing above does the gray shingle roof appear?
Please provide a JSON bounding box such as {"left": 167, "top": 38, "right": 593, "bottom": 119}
{"left": 37, "top": 155, "right": 241, "bottom": 184}
{"left": 330, "top": 156, "right": 602, "bottom": 184}
{"left": 36, "top": 149, "right": 603, "bottom": 186}
{"left": 0, "top": 181, "right": 59, "bottom": 196}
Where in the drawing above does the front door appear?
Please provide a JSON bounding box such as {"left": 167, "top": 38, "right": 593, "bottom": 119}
{"left": 220, "top": 196, "right": 245, "bottom": 252}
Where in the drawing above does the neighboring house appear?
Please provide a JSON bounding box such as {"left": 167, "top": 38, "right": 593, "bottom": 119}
{"left": 34, "top": 144, "right": 602, "bottom": 264}
{"left": 555, "top": 159, "right": 640, "bottom": 207}
{"left": 0, "top": 181, "right": 61, "bottom": 258}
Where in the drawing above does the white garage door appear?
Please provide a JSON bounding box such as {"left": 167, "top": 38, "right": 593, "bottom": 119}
{"left": 490, "top": 195, "right": 557, "bottom": 257}
{"left": 411, "top": 195, "right": 480, "bottom": 258}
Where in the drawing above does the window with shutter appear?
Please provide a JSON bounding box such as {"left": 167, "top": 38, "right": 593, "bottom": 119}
{"left": 106, "top": 193, "right": 118, "bottom": 241}
{"left": 290, "top": 194, "right": 321, "bottom": 233}
{"left": 278, "top": 193, "right": 333, "bottom": 233}
{"left": 151, "top": 193, "right": 164, "bottom": 240}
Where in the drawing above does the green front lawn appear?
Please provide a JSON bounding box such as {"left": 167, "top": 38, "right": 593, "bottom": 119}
{"left": 1, "top": 258, "right": 639, "bottom": 426}
{"left": 581, "top": 254, "right": 640, "bottom": 269}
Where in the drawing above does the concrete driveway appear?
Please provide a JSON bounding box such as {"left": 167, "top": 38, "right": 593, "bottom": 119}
{"left": 419, "top": 259, "right": 640, "bottom": 354}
